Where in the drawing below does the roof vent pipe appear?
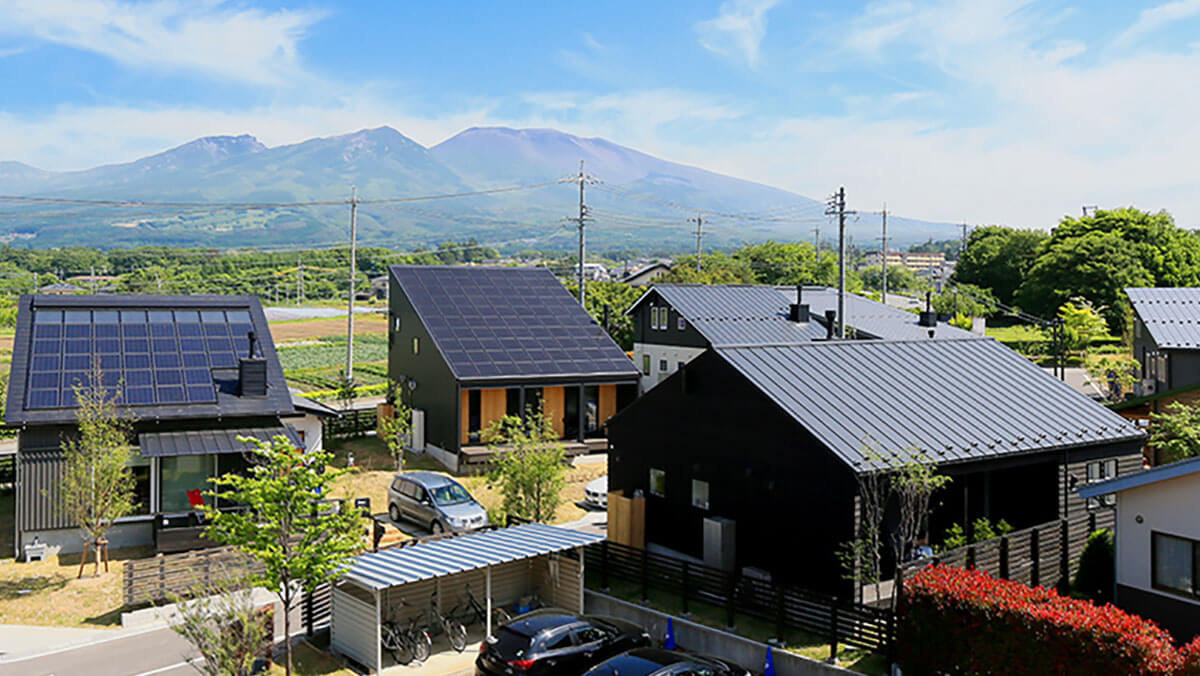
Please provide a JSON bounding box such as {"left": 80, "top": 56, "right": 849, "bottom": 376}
{"left": 824, "top": 309, "right": 837, "bottom": 340}
{"left": 788, "top": 284, "right": 810, "bottom": 323}
{"left": 918, "top": 290, "right": 939, "bottom": 328}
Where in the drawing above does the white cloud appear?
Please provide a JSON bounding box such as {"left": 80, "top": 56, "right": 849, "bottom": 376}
{"left": 0, "top": 0, "right": 327, "bottom": 86}
{"left": 1117, "top": 0, "right": 1200, "bottom": 46}
{"left": 694, "top": 0, "right": 780, "bottom": 68}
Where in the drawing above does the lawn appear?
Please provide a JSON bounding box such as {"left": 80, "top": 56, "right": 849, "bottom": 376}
{"left": 266, "top": 640, "right": 358, "bottom": 676}
{"left": 0, "top": 545, "right": 152, "bottom": 627}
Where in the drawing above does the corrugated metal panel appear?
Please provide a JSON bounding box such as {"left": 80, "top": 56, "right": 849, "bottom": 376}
{"left": 1126, "top": 287, "right": 1200, "bottom": 349}
{"left": 343, "top": 522, "right": 603, "bottom": 591}
{"left": 331, "top": 584, "right": 379, "bottom": 673}
{"left": 138, "top": 425, "right": 302, "bottom": 458}
{"left": 649, "top": 285, "right": 827, "bottom": 346}
{"left": 17, "top": 448, "right": 74, "bottom": 531}
{"left": 714, "top": 338, "right": 1144, "bottom": 473}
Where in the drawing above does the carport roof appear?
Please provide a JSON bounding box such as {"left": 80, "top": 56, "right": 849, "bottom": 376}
{"left": 342, "top": 522, "right": 604, "bottom": 591}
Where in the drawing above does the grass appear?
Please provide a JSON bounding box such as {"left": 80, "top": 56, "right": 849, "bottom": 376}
{"left": 596, "top": 576, "right": 887, "bottom": 675}
{"left": 266, "top": 640, "right": 358, "bottom": 676}
{"left": 0, "top": 545, "right": 153, "bottom": 627}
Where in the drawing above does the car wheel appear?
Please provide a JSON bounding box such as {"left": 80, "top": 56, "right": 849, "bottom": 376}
{"left": 388, "top": 503, "right": 401, "bottom": 523}
{"left": 431, "top": 520, "right": 444, "bottom": 534}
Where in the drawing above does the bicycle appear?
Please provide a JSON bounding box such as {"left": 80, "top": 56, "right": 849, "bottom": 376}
{"left": 426, "top": 589, "right": 469, "bottom": 653}
{"left": 381, "top": 599, "right": 431, "bottom": 665}
{"left": 463, "top": 583, "right": 512, "bottom": 629}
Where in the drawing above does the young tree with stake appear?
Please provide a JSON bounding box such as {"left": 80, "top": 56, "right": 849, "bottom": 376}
{"left": 484, "top": 408, "right": 567, "bottom": 524}
{"left": 203, "top": 436, "right": 364, "bottom": 676}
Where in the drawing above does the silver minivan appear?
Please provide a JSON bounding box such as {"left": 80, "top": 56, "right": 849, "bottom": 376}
{"left": 387, "top": 471, "right": 489, "bottom": 534}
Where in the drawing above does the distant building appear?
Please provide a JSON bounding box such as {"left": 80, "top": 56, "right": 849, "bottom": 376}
{"left": 574, "top": 262, "right": 611, "bottom": 282}
{"left": 619, "top": 262, "right": 672, "bottom": 287}
{"left": 863, "top": 250, "right": 946, "bottom": 272}
{"left": 1127, "top": 288, "right": 1200, "bottom": 396}
{"left": 37, "top": 283, "right": 84, "bottom": 295}
{"left": 370, "top": 275, "right": 389, "bottom": 300}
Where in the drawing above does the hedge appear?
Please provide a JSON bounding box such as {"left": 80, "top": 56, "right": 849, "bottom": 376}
{"left": 899, "top": 565, "right": 1185, "bottom": 674}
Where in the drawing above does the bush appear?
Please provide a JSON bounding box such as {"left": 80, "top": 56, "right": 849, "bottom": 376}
{"left": 900, "top": 565, "right": 1182, "bottom": 675}
{"left": 1073, "top": 529, "right": 1115, "bottom": 603}
{"left": 1179, "top": 637, "right": 1200, "bottom": 675}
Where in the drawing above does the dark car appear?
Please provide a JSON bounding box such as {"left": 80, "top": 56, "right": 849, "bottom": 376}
{"left": 582, "top": 647, "right": 755, "bottom": 676}
{"left": 476, "top": 608, "right": 652, "bottom": 676}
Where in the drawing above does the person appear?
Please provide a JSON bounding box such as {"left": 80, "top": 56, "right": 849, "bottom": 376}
{"left": 914, "top": 537, "right": 934, "bottom": 560}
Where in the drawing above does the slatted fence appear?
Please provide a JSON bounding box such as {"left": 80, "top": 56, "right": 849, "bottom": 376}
{"left": 123, "top": 545, "right": 263, "bottom": 606}
{"left": 324, "top": 408, "right": 376, "bottom": 440}
{"left": 585, "top": 540, "right": 894, "bottom": 659}
{"left": 303, "top": 582, "right": 333, "bottom": 636}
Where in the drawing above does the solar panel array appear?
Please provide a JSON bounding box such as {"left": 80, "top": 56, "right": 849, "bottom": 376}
{"left": 394, "top": 266, "right": 638, "bottom": 379}
{"left": 26, "top": 308, "right": 254, "bottom": 409}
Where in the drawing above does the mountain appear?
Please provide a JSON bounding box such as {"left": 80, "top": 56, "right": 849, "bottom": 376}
{"left": 0, "top": 126, "right": 954, "bottom": 250}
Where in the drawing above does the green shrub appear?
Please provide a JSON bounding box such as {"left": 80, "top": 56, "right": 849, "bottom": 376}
{"left": 1073, "top": 528, "right": 1115, "bottom": 603}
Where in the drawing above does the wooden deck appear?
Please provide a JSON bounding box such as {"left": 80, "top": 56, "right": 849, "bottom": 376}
{"left": 460, "top": 438, "right": 608, "bottom": 467}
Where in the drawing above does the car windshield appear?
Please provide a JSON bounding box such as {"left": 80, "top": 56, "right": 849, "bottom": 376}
{"left": 430, "top": 482, "right": 472, "bottom": 506}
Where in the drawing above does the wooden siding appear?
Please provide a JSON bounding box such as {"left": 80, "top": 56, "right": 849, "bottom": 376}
{"left": 599, "top": 384, "right": 617, "bottom": 429}
{"left": 544, "top": 386, "right": 565, "bottom": 438}
{"left": 17, "top": 448, "right": 73, "bottom": 531}
{"left": 331, "top": 583, "right": 379, "bottom": 673}
{"left": 1059, "top": 451, "right": 1143, "bottom": 522}
{"left": 481, "top": 389, "right": 506, "bottom": 434}
{"left": 460, "top": 390, "right": 470, "bottom": 445}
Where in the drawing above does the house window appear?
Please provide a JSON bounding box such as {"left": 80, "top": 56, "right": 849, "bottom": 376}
{"left": 393, "top": 316, "right": 401, "bottom": 332}
{"left": 1152, "top": 532, "right": 1198, "bottom": 596}
{"left": 160, "top": 455, "right": 212, "bottom": 513}
{"left": 677, "top": 361, "right": 685, "bottom": 371}
{"left": 649, "top": 307, "right": 658, "bottom": 330}
{"left": 692, "top": 480, "right": 709, "bottom": 510}
{"left": 642, "top": 354, "right": 650, "bottom": 375}
{"left": 1085, "top": 459, "right": 1118, "bottom": 508}
{"left": 129, "top": 455, "right": 151, "bottom": 516}
{"left": 677, "top": 317, "right": 686, "bottom": 331}
{"left": 659, "top": 359, "right": 667, "bottom": 372}
{"left": 649, "top": 468, "right": 666, "bottom": 497}
{"left": 412, "top": 337, "right": 419, "bottom": 355}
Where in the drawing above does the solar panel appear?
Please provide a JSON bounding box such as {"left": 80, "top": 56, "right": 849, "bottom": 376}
{"left": 25, "top": 305, "right": 258, "bottom": 409}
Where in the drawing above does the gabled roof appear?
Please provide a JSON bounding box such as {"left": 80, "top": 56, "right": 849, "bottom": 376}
{"left": 288, "top": 393, "right": 340, "bottom": 418}
{"left": 389, "top": 265, "right": 638, "bottom": 382}
{"left": 619, "top": 262, "right": 671, "bottom": 284}
{"left": 1078, "top": 456, "right": 1197, "bottom": 498}
{"left": 790, "top": 287, "right": 977, "bottom": 341}
{"left": 628, "top": 284, "right": 827, "bottom": 346}
{"left": 1125, "top": 287, "right": 1200, "bottom": 349}
{"left": 6, "top": 294, "right": 294, "bottom": 426}
{"left": 712, "top": 338, "right": 1143, "bottom": 473}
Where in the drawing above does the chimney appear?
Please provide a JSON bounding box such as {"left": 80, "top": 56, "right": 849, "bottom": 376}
{"left": 824, "top": 309, "right": 837, "bottom": 340}
{"left": 238, "top": 330, "right": 268, "bottom": 397}
{"left": 918, "top": 290, "right": 939, "bottom": 328}
{"left": 788, "top": 285, "right": 810, "bottom": 323}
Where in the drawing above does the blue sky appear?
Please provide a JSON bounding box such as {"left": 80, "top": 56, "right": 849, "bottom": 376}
{"left": 1, "top": 0, "right": 1199, "bottom": 227}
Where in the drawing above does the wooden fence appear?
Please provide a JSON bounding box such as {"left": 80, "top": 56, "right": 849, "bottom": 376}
{"left": 324, "top": 408, "right": 376, "bottom": 440}
{"left": 123, "top": 545, "right": 263, "bottom": 607}
{"left": 903, "top": 512, "right": 1104, "bottom": 589}
{"left": 585, "top": 540, "right": 894, "bottom": 659}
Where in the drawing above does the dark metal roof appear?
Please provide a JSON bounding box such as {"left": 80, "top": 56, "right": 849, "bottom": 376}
{"left": 713, "top": 338, "right": 1144, "bottom": 473}
{"left": 630, "top": 285, "right": 827, "bottom": 346}
{"left": 789, "top": 287, "right": 978, "bottom": 341}
{"left": 1125, "top": 287, "right": 1200, "bottom": 349}
{"left": 6, "top": 294, "right": 295, "bottom": 426}
{"left": 138, "top": 425, "right": 302, "bottom": 458}
{"left": 288, "top": 393, "right": 340, "bottom": 418}
{"left": 1078, "top": 456, "right": 1200, "bottom": 498}
{"left": 389, "top": 265, "right": 639, "bottom": 382}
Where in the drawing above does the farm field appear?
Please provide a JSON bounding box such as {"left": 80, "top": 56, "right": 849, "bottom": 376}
{"left": 267, "top": 315, "right": 387, "bottom": 342}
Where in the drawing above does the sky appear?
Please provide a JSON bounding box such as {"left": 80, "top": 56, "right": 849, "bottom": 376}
{"left": 1, "top": 0, "right": 1199, "bottom": 229}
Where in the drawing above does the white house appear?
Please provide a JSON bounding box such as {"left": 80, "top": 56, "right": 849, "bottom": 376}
{"left": 284, "top": 393, "right": 340, "bottom": 453}
{"left": 1079, "top": 457, "right": 1200, "bottom": 642}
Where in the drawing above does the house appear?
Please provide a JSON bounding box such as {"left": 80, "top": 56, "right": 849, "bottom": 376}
{"left": 862, "top": 250, "right": 946, "bottom": 273}
{"left": 1127, "top": 288, "right": 1200, "bottom": 395}
{"left": 607, "top": 337, "right": 1144, "bottom": 596}
{"left": 627, "top": 284, "right": 975, "bottom": 391}
{"left": 574, "top": 262, "right": 611, "bottom": 282}
{"left": 1079, "top": 457, "right": 1200, "bottom": 642}
{"left": 369, "top": 275, "right": 389, "bottom": 300}
{"left": 285, "top": 393, "right": 340, "bottom": 454}
{"left": 619, "top": 262, "right": 672, "bottom": 287}
{"left": 387, "top": 265, "right": 640, "bottom": 472}
{"left": 5, "top": 294, "right": 302, "bottom": 556}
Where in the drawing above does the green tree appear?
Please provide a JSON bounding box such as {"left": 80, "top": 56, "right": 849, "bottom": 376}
{"left": 378, "top": 403, "right": 413, "bottom": 471}
{"left": 952, "top": 226, "right": 1047, "bottom": 305}
{"left": 1149, "top": 402, "right": 1200, "bottom": 464}
{"left": 859, "top": 264, "right": 922, "bottom": 294}
{"left": 204, "top": 437, "right": 364, "bottom": 676}
{"left": 484, "top": 410, "right": 567, "bottom": 523}
{"left": 1085, "top": 354, "right": 1139, "bottom": 401}
{"left": 335, "top": 370, "right": 357, "bottom": 413}
{"left": 658, "top": 252, "right": 756, "bottom": 284}
{"left": 731, "top": 241, "right": 841, "bottom": 287}
{"left": 1072, "top": 529, "right": 1115, "bottom": 603}
{"left": 565, "top": 280, "right": 642, "bottom": 351}
{"left": 932, "top": 284, "right": 997, "bottom": 318}
{"left": 1058, "top": 300, "right": 1109, "bottom": 353}
{"left": 58, "top": 367, "right": 138, "bottom": 577}
{"left": 168, "top": 576, "right": 272, "bottom": 676}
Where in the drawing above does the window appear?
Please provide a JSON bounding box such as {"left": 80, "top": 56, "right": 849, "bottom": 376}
{"left": 542, "top": 631, "right": 572, "bottom": 651}
{"left": 1153, "top": 532, "right": 1198, "bottom": 596}
{"left": 1085, "top": 459, "right": 1118, "bottom": 508}
{"left": 692, "top": 479, "right": 710, "bottom": 510}
{"left": 1135, "top": 319, "right": 1142, "bottom": 339}
{"left": 649, "top": 468, "right": 666, "bottom": 497}
{"left": 161, "top": 455, "right": 212, "bottom": 512}
{"left": 393, "top": 316, "right": 401, "bottom": 332}
{"left": 677, "top": 361, "right": 685, "bottom": 371}
{"left": 412, "top": 337, "right": 419, "bottom": 355}
{"left": 677, "top": 316, "right": 686, "bottom": 330}
{"left": 642, "top": 354, "right": 650, "bottom": 375}
{"left": 572, "top": 625, "right": 608, "bottom": 645}
{"left": 659, "top": 359, "right": 667, "bottom": 372}
{"left": 129, "top": 455, "right": 151, "bottom": 516}
{"left": 649, "top": 307, "right": 658, "bottom": 330}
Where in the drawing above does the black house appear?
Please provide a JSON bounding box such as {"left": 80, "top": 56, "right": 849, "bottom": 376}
{"left": 5, "top": 294, "right": 301, "bottom": 556}
{"left": 607, "top": 337, "right": 1144, "bottom": 596}
{"left": 1127, "top": 287, "right": 1200, "bottom": 395}
{"left": 627, "top": 284, "right": 975, "bottom": 390}
{"left": 387, "top": 265, "right": 640, "bottom": 471}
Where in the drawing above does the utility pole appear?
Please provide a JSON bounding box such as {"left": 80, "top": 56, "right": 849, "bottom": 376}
{"left": 32, "top": 271, "right": 37, "bottom": 294}
{"left": 877, "top": 204, "right": 889, "bottom": 305}
{"left": 826, "top": 187, "right": 855, "bottom": 338}
{"left": 1082, "top": 205, "right": 1098, "bottom": 218}
{"left": 89, "top": 264, "right": 96, "bottom": 294}
{"left": 960, "top": 222, "right": 970, "bottom": 258}
{"left": 566, "top": 160, "right": 597, "bottom": 307}
{"left": 296, "top": 254, "right": 303, "bottom": 306}
{"left": 690, "top": 214, "right": 704, "bottom": 272}
{"left": 346, "top": 186, "right": 358, "bottom": 382}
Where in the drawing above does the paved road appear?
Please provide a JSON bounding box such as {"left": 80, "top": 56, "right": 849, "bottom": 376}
{"left": 0, "top": 626, "right": 198, "bottom": 676}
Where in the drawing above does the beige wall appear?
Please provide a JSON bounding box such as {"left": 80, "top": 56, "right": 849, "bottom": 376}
{"left": 543, "top": 386, "right": 565, "bottom": 438}
{"left": 1117, "top": 472, "right": 1200, "bottom": 611}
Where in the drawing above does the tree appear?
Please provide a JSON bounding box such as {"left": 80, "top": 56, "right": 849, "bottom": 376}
{"left": 335, "top": 370, "right": 357, "bottom": 412}
{"left": 203, "top": 437, "right": 364, "bottom": 676}
{"left": 1057, "top": 300, "right": 1109, "bottom": 353}
{"left": 1085, "top": 354, "right": 1139, "bottom": 401}
{"left": 838, "top": 444, "right": 892, "bottom": 600}
{"left": 1072, "top": 528, "right": 1115, "bottom": 604}
{"left": 732, "top": 241, "right": 842, "bottom": 287}
{"left": 952, "top": 226, "right": 1047, "bottom": 305}
{"left": 564, "top": 280, "right": 642, "bottom": 351}
{"left": 909, "top": 238, "right": 962, "bottom": 260}
{"left": 378, "top": 403, "right": 413, "bottom": 471}
{"left": 1149, "top": 402, "right": 1200, "bottom": 464}
{"left": 891, "top": 447, "right": 952, "bottom": 607}
{"left": 859, "top": 264, "right": 922, "bottom": 294}
{"left": 932, "top": 284, "right": 997, "bottom": 318}
{"left": 484, "top": 409, "right": 567, "bottom": 523}
{"left": 168, "top": 576, "right": 272, "bottom": 676}
{"left": 58, "top": 366, "right": 138, "bottom": 577}
{"left": 658, "top": 252, "right": 756, "bottom": 284}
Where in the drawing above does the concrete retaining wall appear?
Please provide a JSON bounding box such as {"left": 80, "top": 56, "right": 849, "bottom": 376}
{"left": 585, "top": 591, "right": 867, "bottom": 676}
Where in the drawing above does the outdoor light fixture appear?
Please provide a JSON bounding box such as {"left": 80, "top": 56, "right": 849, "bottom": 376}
{"left": 1136, "top": 515, "right": 1144, "bottom": 524}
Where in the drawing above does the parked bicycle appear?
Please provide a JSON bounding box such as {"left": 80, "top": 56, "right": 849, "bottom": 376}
{"left": 426, "top": 589, "right": 469, "bottom": 653}
{"left": 380, "top": 599, "right": 431, "bottom": 665}
{"left": 463, "top": 583, "right": 512, "bottom": 629}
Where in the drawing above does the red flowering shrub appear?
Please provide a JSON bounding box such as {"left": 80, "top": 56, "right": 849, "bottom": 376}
{"left": 899, "top": 565, "right": 1182, "bottom": 675}
{"left": 1178, "top": 636, "right": 1200, "bottom": 675}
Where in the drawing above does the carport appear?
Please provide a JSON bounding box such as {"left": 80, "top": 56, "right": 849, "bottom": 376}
{"left": 330, "top": 522, "right": 603, "bottom": 673}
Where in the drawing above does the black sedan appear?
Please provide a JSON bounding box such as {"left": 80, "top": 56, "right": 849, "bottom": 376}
{"left": 582, "top": 647, "right": 755, "bottom": 676}
{"left": 476, "top": 608, "right": 652, "bottom": 676}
